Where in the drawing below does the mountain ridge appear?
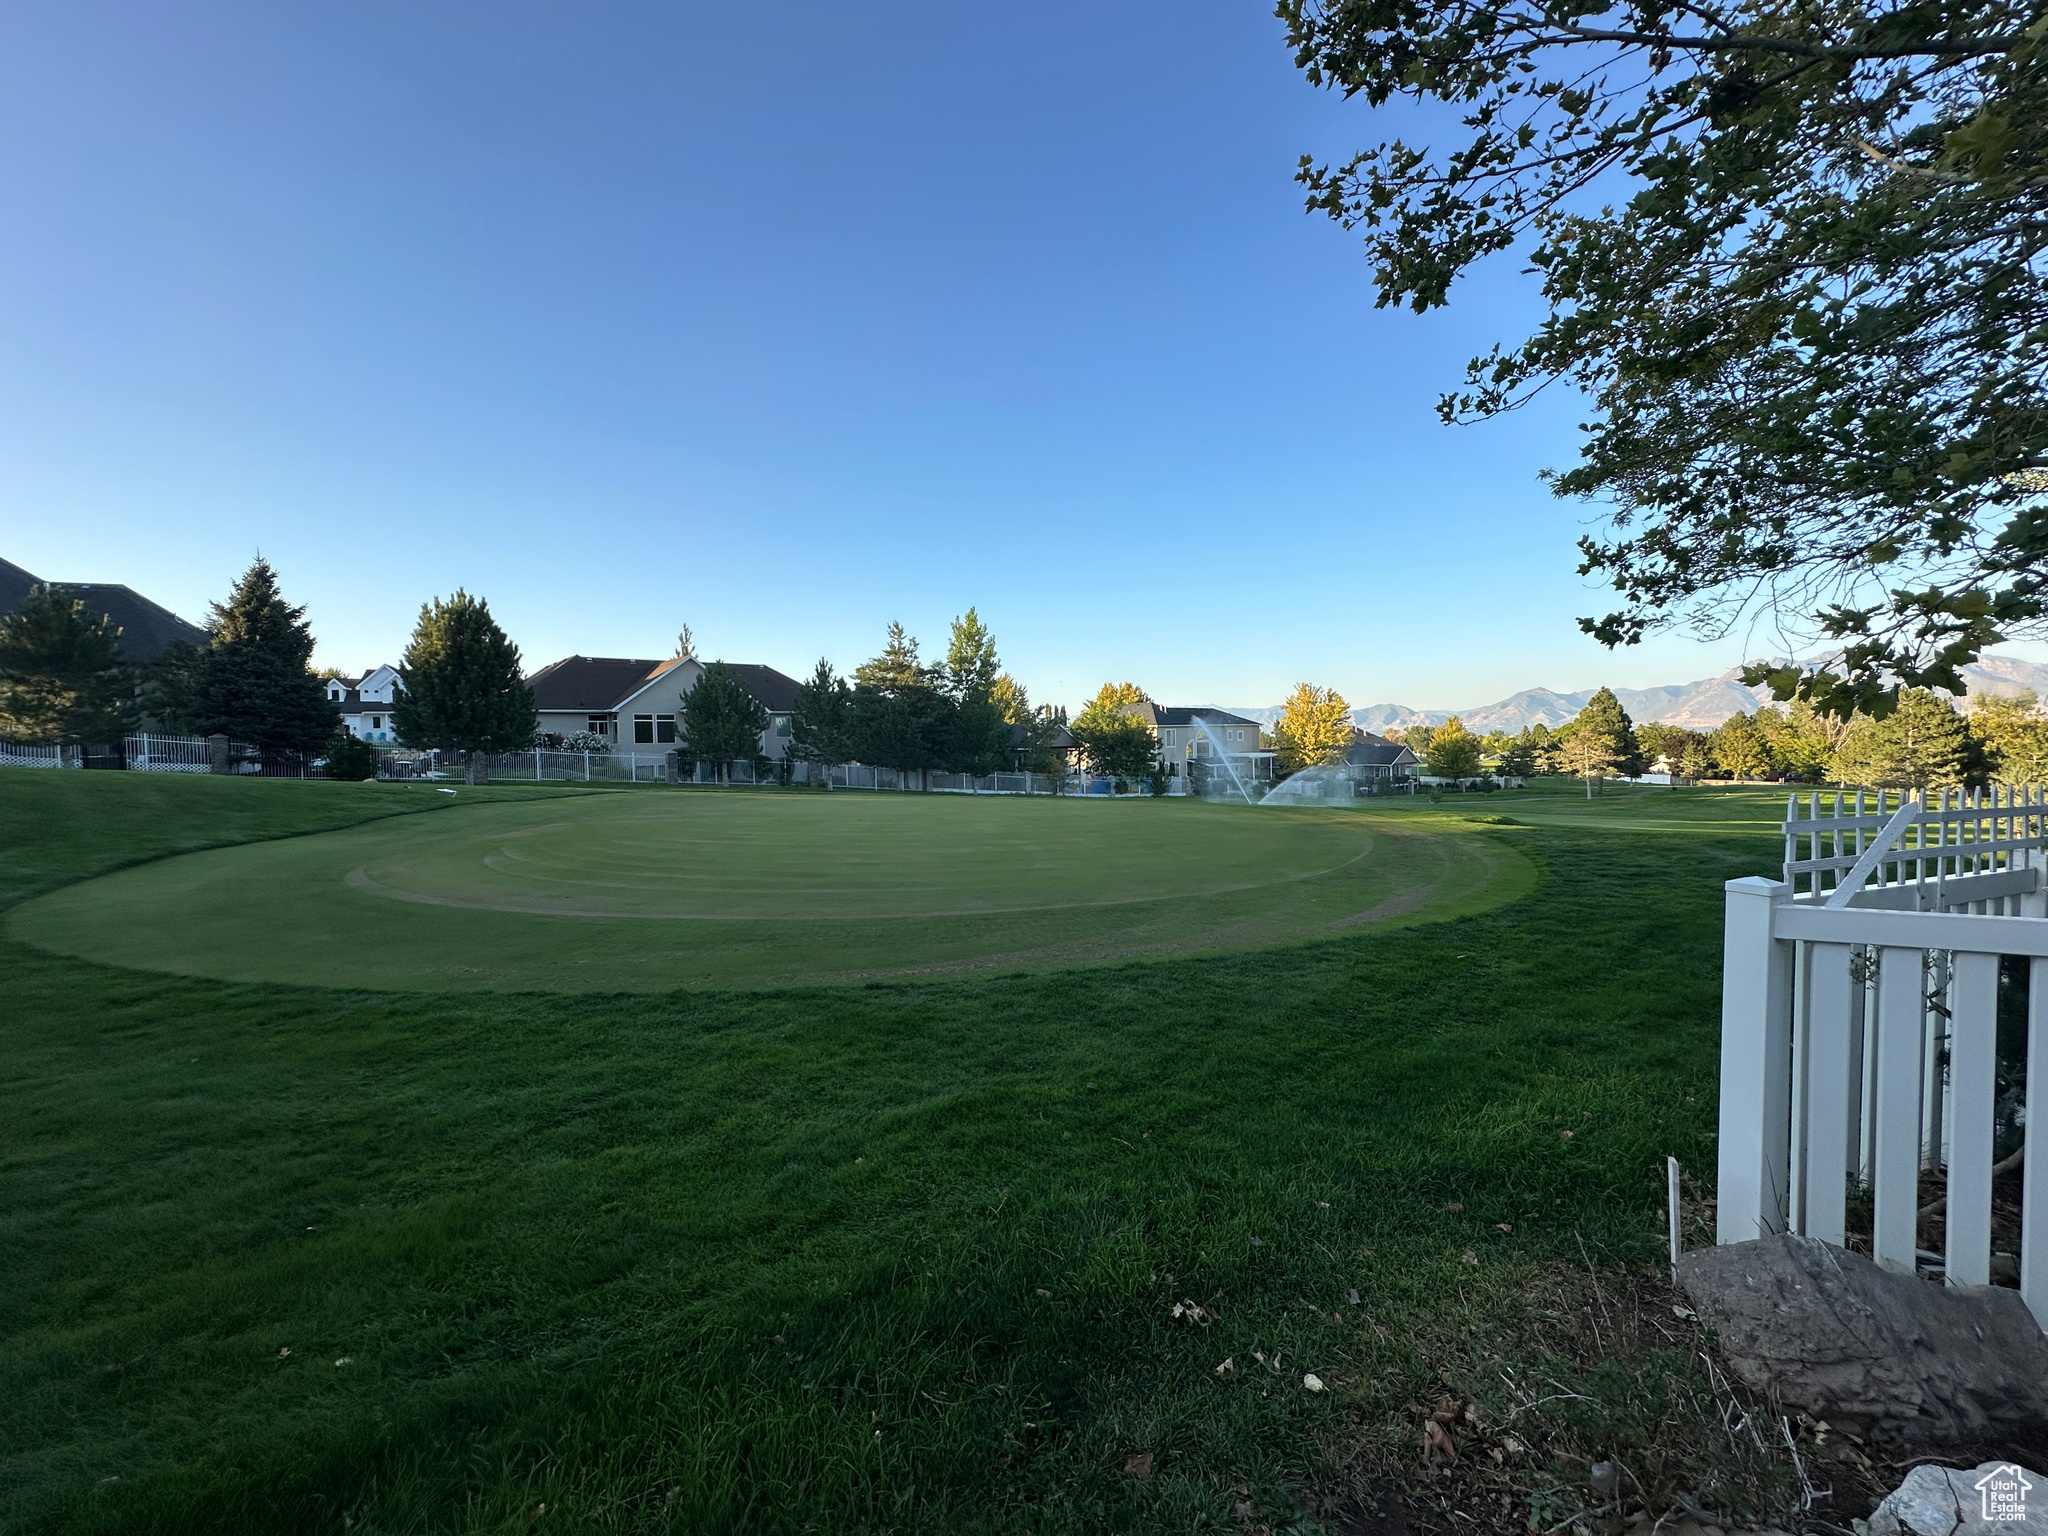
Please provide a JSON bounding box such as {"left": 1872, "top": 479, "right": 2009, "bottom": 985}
{"left": 1213, "top": 656, "right": 2048, "bottom": 735}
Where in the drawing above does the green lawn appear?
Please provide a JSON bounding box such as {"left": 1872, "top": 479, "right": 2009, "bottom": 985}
{"left": 0, "top": 772, "right": 1787, "bottom": 1534}
{"left": 8, "top": 787, "right": 1530, "bottom": 989}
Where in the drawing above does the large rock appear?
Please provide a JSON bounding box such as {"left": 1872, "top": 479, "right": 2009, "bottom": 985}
{"left": 1869, "top": 1461, "right": 2045, "bottom": 1536}
{"left": 1675, "top": 1234, "right": 2048, "bottom": 1446}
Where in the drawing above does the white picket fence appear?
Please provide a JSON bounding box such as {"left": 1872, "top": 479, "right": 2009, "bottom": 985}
{"left": 1721, "top": 787, "right": 2045, "bottom": 1325}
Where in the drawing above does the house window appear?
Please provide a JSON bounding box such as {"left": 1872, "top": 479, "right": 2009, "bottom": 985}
{"left": 658, "top": 716, "right": 677, "bottom": 744}
{"left": 774, "top": 716, "right": 792, "bottom": 737}
{"left": 372, "top": 716, "right": 383, "bottom": 730}
{"left": 588, "top": 715, "right": 611, "bottom": 737}
{"left": 634, "top": 715, "right": 655, "bottom": 744}
{"left": 1163, "top": 729, "right": 1177, "bottom": 748}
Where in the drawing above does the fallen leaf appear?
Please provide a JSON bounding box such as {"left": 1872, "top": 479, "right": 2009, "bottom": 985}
{"left": 1215, "top": 1357, "right": 1236, "bottom": 1376}
{"left": 1495, "top": 1223, "right": 1512, "bottom": 1232}
{"left": 334, "top": 1356, "right": 353, "bottom": 1367}
{"left": 277, "top": 1347, "right": 291, "bottom": 1358}
{"left": 1035, "top": 1288, "right": 1051, "bottom": 1298}
{"left": 1303, "top": 1373, "right": 1326, "bottom": 1392}
{"left": 1122, "top": 1451, "right": 1153, "bottom": 1480}
{"left": 1444, "top": 1201, "right": 1464, "bottom": 1212}
{"left": 1560, "top": 1130, "right": 1574, "bottom": 1141}
{"left": 1316, "top": 1200, "right": 1329, "bottom": 1209}
{"left": 1672, "top": 1305, "right": 1697, "bottom": 1320}
{"left": 1422, "top": 1418, "right": 1457, "bottom": 1461}
{"left": 1462, "top": 1249, "right": 1479, "bottom": 1265}
{"left": 1346, "top": 1288, "right": 1360, "bottom": 1306}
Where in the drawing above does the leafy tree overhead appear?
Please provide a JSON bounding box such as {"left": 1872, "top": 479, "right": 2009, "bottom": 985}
{"left": 1831, "top": 688, "right": 1973, "bottom": 788}
{"left": 185, "top": 559, "right": 339, "bottom": 761}
{"left": 0, "top": 585, "right": 135, "bottom": 745}
{"left": 679, "top": 661, "right": 771, "bottom": 783}
{"left": 390, "top": 590, "right": 537, "bottom": 784}
{"left": 1287, "top": 0, "right": 2048, "bottom": 711}
{"left": 1272, "top": 682, "right": 1355, "bottom": 772}
{"left": 1423, "top": 715, "right": 1483, "bottom": 780}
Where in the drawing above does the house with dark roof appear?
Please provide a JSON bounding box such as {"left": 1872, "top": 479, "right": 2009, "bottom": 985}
{"left": 1343, "top": 731, "right": 1420, "bottom": 781}
{"left": 1118, "top": 702, "right": 1277, "bottom": 783}
{"left": 1, "top": 556, "right": 207, "bottom": 659}
{"left": 324, "top": 665, "right": 401, "bottom": 743}
{"left": 527, "top": 655, "right": 804, "bottom": 758}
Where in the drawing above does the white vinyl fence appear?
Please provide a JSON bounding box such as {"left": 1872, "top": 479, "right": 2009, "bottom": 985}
{"left": 1720, "top": 787, "right": 2045, "bottom": 1326}
{"left": 0, "top": 739, "right": 65, "bottom": 768}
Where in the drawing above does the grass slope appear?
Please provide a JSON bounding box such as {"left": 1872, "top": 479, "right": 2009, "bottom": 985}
{"left": 8, "top": 791, "right": 1529, "bottom": 989}
{"left": 0, "top": 774, "right": 1784, "bottom": 1534}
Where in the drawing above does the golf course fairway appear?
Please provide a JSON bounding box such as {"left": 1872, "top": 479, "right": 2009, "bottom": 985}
{"left": 7, "top": 789, "right": 1535, "bottom": 989}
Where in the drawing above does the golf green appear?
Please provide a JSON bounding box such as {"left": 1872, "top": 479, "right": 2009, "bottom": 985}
{"left": 7, "top": 789, "right": 1535, "bottom": 989}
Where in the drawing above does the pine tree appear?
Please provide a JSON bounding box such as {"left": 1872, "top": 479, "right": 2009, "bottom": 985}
{"left": 187, "top": 559, "right": 338, "bottom": 761}
{"left": 391, "top": 590, "right": 537, "bottom": 784}
{"left": 1567, "top": 687, "right": 1643, "bottom": 796}
{"left": 678, "top": 661, "right": 770, "bottom": 783}
{"left": 1272, "top": 683, "right": 1354, "bottom": 772}
{"left": 0, "top": 585, "right": 134, "bottom": 744}
{"left": 939, "top": 610, "right": 1013, "bottom": 776}
{"left": 788, "top": 658, "right": 856, "bottom": 777}
{"left": 1831, "top": 689, "right": 1971, "bottom": 790}
{"left": 849, "top": 623, "right": 951, "bottom": 783}
{"left": 943, "top": 609, "right": 1001, "bottom": 699}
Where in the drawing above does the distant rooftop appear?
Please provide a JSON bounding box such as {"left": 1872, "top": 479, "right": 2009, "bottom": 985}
{"left": 0, "top": 556, "right": 208, "bottom": 660}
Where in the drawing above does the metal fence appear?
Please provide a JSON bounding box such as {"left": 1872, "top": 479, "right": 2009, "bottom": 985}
{"left": 125, "top": 733, "right": 214, "bottom": 773}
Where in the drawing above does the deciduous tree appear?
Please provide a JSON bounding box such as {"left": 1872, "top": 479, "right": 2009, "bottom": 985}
{"left": 1966, "top": 691, "right": 2048, "bottom": 784}
{"left": 1423, "top": 715, "right": 1483, "bottom": 780}
{"left": 1273, "top": 682, "right": 1355, "bottom": 772}
{"left": 391, "top": 590, "right": 536, "bottom": 784}
{"left": 1071, "top": 685, "right": 1159, "bottom": 784}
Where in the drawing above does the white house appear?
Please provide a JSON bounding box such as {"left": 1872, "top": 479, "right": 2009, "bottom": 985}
{"left": 527, "top": 655, "right": 803, "bottom": 758}
{"left": 1119, "top": 703, "right": 1278, "bottom": 782}
{"left": 326, "top": 665, "right": 402, "bottom": 743}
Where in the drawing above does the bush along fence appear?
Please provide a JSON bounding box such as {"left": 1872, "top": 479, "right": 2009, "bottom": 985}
{"left": 1720, "top": 787, "right": 2044, "bottom": 1326}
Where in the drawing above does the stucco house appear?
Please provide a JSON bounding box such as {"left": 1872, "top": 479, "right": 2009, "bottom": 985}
{"left": 1343, "top": 731, "right": 1419, "bottom": 781}
{"left": 325, "top": 665, "right": 401, "bottom": 743}
{"left": 527, "top": 655, "right": 803, "bottom": 758}
{"left": 1118, "top": 703, "right": 1277, "bottom": 782}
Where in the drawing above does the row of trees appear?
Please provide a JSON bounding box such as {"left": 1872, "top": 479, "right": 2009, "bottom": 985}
{"left": 781, "top": 613, "right": 1069, "bottom": 784}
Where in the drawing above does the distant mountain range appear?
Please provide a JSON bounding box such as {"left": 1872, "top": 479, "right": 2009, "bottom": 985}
{"left": 1217, "top": 655, "right": 2048, "bottom": 735}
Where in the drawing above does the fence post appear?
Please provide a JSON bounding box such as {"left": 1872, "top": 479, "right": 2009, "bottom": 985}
{"left": 2025, "top": 959, "right": 2048, "bottom": 1328}
{"left": 1718, "top": 876, "right": 1793, "bottom": 1243}
{"left": 207, "top": 734, "right": 230, "bottom": 775}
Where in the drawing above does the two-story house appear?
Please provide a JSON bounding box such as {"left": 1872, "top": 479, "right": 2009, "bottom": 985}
{"left": 325, "top": 665, "right": 402, "bottom": 743}
{"left": 1117, "top": 702, "right": 1277, "bottom": 783}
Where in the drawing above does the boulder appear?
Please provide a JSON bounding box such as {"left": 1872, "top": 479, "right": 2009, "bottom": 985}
{"left": 1868, "top": 1461, "right": 2044, "bottom": 1536}
{"left": 1675, "top": 1234, "right": 2048, "bottom": 1447}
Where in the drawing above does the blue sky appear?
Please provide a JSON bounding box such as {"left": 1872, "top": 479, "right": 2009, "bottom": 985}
{"left": 0, "top": 1, "right": 1896, "bottom": 710}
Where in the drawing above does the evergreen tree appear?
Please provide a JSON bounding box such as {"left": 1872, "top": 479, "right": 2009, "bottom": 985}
{"left": 850, "top": 623, "right": 951, "bottom": 783}
{"left": 1272, "top": 683, "right": 1354, "bottom": 772}
{"left": 391, "top": 590, "right": 536, "bottom": 784}
{"left": 788, "top": 658, "right": 856, "bottom": 776}
{"left": 187, "top": 559, "right": 338, "bottom": 760}
{"left": 0, "top": 585, "right": 135, "bottom": 744}
{"left": 1830, "top": 689, "right": 1972, "bottom": 789}
{"left": 678, "top": 661, "right": 771, "bottom": 783}
{"left": 1564, "top": 688, "right": 1642, "bottom": 796}
{"left": 939, "top": 609, "right": 1014, "bottom": 776}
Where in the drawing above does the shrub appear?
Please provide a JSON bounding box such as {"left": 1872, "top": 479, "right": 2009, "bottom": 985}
{"left": 325, "top": 733, "right": 380, "bottom": 781}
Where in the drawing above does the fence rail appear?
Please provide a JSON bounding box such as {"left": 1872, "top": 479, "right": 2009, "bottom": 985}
{"left": 125, "top": 733, "right": 214, "bottom": 773}
{"left": 0, "top": 739, "right": 65, "bottom": 768}
{"left": 1720, "top": 787, "right": 2045, "bottom": 1329}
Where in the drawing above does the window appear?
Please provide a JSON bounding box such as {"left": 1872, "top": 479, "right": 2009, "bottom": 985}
{"left": 588, "top": 715, "right": 611, "bottom": 737}
{"left": 634, "top": 715, "right": 655, "bottom": 744}
{"left": 774, "top": 716, "right": 792, "bottom": 737}
{"left": 372, "top": 716, "right": 383, "bottom": 730}
{"left": 1162, "top": 729, "right": 1177, "bottom": 748}
{"left": 658, "top": 716, "right": 677, "bottom": 744}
